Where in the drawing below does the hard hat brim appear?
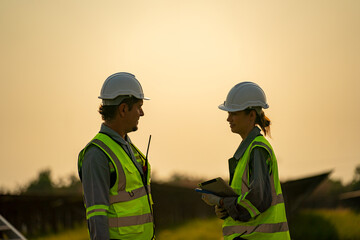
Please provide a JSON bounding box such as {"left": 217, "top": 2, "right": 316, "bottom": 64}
{"left": 98, "top": 95, "right": 150, "bottom": 100}
{"left": 218, "top": 104, "right": 244, "bottom": 112}
{"left": 100, "top": 95, "right": 150, "bottom": 106}
{"left": 218, "top": 103, "right": 269, "bottom": 112}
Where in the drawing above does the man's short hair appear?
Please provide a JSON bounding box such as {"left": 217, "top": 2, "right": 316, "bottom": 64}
{"left": 98, "top": 96, "right": 140, "bottom": 121}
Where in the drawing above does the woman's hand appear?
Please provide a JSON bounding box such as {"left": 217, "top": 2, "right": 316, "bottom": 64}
{"left": 201, "top": 193, "right": 221, "bottom": 206}
{"left": 215, "top": 205, "right": 229, "bottom": 219}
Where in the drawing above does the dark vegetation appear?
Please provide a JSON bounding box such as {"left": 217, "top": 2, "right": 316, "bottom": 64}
{"left": 0, "top": 165, "right": 359, "bottom": 238}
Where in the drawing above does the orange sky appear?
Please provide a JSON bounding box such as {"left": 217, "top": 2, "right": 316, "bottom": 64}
{"left": 1, "top": 0, "right": 360, "bottom": 190}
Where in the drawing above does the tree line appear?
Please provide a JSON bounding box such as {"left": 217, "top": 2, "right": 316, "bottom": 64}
{"left": 1, "top": 165, "right": 360, "bottom": 196}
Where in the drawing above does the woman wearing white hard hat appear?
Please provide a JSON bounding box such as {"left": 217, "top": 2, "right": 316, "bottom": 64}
{"left": 201, "top": 82, "right": 291, "bottom": 240}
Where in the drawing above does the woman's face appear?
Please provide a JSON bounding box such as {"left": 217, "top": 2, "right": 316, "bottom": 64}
{"left": 227, "top": 110, "right": 255, "bottom": 138}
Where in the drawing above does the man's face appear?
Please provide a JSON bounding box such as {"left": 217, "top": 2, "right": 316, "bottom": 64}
{"left": 125, "top": 100, "right": 144, "bottom": 133}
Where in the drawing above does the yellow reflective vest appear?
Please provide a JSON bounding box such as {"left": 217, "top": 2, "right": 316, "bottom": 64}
{"left": 78, "top": 133, "right": 154, "bottom": 240}
{"left": 223, "top": 136, "right": 291, "bottom": 240}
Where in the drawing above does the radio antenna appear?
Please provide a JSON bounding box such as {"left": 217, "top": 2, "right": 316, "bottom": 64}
{"left": 146, "top": 135, "right": 152, "bottom": 160}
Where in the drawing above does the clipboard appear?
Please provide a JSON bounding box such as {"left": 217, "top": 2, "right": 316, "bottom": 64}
{"left": 196, "top": 177, "right": 238, "bottom": 197}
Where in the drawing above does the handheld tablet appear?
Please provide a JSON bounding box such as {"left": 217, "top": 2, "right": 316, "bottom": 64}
{"left": 194, "top": 188, "right": 214, "bottom": 194}
{"left": 197, "top": 177, "right": 238, "bottom": 197}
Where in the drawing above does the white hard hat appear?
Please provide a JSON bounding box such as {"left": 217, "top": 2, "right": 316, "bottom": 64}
{"left": 218, "top": 82, "right": 269, "bottom": 112}
{"left": 99, "top": 72, "right": 149, "bottom": 105}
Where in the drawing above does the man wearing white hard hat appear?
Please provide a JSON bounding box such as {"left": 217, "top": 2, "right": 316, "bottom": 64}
{"left": 78, "top": 72, "right": 155, "bottom": 240}
{"left": 201, "top": 82, "right": 290, "bottom": 240}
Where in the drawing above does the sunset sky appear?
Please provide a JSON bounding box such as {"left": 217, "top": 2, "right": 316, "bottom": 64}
{"left": 1, "top": 0, "right": 359, "bottom": 190}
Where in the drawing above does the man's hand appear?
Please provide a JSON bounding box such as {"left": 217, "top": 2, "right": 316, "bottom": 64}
{"left": 201, "top": 193, "right": 222, "bottom": 206}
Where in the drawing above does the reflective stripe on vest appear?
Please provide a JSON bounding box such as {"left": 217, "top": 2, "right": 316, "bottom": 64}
{"left": 250, "top": 141, "right": 273, "bottom": 158}
{"left": 236, "top": 140, "right": 284, "bottom": 217}
{"left": 240, "top": 170, "right": 284, "bottom": 209}
{"left": 249, "top": 140, "right": 283, "bottom": 205}
{"left": 241, "top": 176, "right": 250, "bottom": 192}
{"left": 239, "top": 199, "right": 260, "bottom": 218}
{"left": 109, "top": 185, "right": 150, "bottom": 203}
{"left": 86, "top": 205, "right": 109, "bottom": 219}
{"left": 223, "top": 135, "right": 290, "bottom": 239}
{"left": 92, "top": 138, "right": 152, "bottom": 204}
{"left": 223, "top": 222, "right": 289, "bottom": 236}
{"left": 109, "top": 213, "right": 153, "bottom": 228}
{"left": 79, "top": 133, "right": 154, "bottom": 239}
{"left": 92, "top": 139, "right": 126, "bottom": 192}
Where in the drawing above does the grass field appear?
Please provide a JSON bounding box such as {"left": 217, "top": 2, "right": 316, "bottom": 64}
{"left": 32, "top": 218, "right": 223, "bottom": 240}
{"left": 32, "top": 224, "right": 88, "bottom": 240}
{"left": 32, "top": 208, "right": 360, "bottom": 240}
{"left": 157, "top": 218, "right": 223, "bottom": 240}
{"left": 314, "top": 208, "right": 360, "bottom": 239}
{"left": 290, "top": 208, "right": 360, "bottom": 240}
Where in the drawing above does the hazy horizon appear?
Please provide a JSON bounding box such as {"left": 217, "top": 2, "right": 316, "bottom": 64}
{"left": 1, "top": 0, "right": 359, "bottom": 190}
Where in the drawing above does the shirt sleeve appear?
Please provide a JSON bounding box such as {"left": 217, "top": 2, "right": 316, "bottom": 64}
{"left": 81, "top": 146, "right": 111, "bottom": 240}
{"left": 223, "top": 147, "right": 272, "bottom": 222}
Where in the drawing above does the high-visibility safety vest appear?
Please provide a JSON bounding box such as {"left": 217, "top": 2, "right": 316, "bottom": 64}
{"left": 223, "top": 136, "right": 291, "bottom": 240}
{"left": 78, "top": 133, "right": 155, "bottom": 240}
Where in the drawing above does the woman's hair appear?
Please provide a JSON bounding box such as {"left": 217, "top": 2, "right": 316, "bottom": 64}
{"left": 98, "top": 96, "right": 140, "bottom": 121}
{"left": 244, "top": 108, "right": 271, "bottom": 136}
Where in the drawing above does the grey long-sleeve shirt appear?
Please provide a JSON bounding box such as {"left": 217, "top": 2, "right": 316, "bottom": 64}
{"left": 81, "top": 124, "right": 143, "bottom": 240}
{"left": 222, "top": 127, "right": 272, "bottom": 221}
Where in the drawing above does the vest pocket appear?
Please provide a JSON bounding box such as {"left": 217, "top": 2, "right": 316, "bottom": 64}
{"left": 118, "top": 223, "right": 144, "bottom": 235}
{"left": 112, "top": 205, "right": 145, "bottom": 234}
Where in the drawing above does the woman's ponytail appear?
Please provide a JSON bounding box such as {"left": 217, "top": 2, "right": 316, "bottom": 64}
{"left": 256, "top": 110, "right": 271, "bottom": 136}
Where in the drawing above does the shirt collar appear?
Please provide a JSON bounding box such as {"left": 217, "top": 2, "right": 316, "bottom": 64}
{"left": 233, "top": 126, "right": 262, "bottom": 160}
{"left": 100, "top": 123, "right": 132, "bottom": 145}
